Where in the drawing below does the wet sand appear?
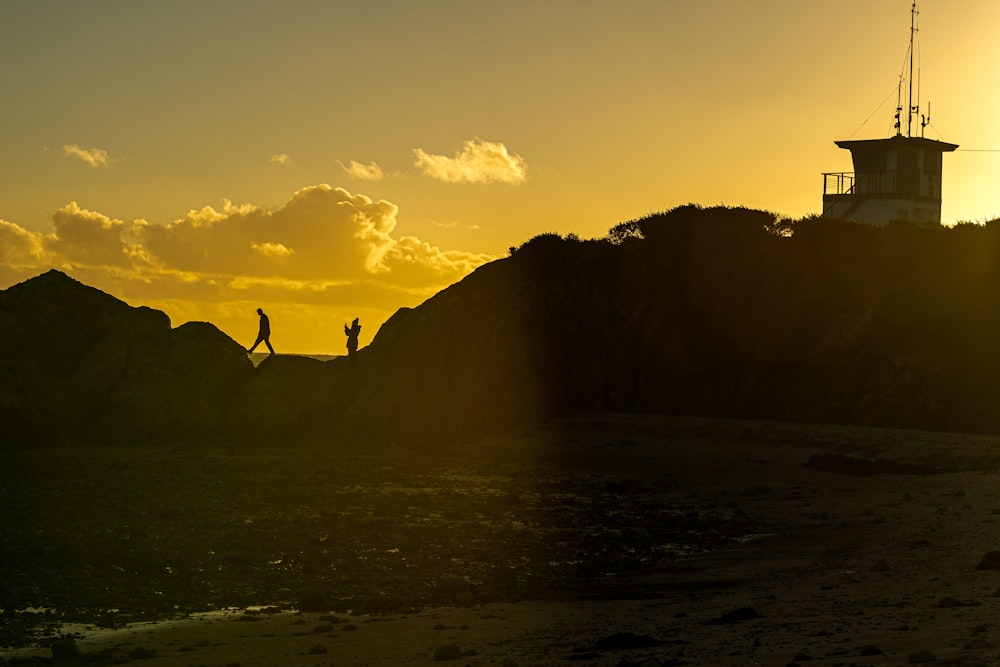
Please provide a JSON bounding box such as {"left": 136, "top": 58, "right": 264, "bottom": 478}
{"left": 6, "top": 415, "right": 1000, "bottom": 665}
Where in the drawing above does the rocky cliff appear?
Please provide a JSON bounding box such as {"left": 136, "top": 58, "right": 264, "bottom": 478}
{"left": 7, "top": 206, "right": 1000, "bottom": 447}
{"left": 0, "top": 270, "right": 254, "bottom": 444}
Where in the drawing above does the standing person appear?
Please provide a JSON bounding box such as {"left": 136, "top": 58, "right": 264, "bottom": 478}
{"left": 247, "top": 307, "right": 275, "bottom": 355}
{"left": 344, "top": 317, "right": 361, "bottom": 364}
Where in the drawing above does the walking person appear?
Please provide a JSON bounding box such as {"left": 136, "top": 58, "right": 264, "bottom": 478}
{"left": 344, "top": 317, "right": 361, "bottom": 364}
{"left": 247, "top": 307, "right": 275, "bottom": 355}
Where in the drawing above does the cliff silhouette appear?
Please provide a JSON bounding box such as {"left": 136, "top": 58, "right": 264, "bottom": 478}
{"left": 6, "top": 204, "right": 1000, "bottom": 447}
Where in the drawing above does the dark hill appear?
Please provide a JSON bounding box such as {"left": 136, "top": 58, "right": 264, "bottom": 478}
{"left": 6, "top": 207, "right": 1000, "bottom": 446}
{"left": 0, "top": 270, "right": 254, "bottom": 443}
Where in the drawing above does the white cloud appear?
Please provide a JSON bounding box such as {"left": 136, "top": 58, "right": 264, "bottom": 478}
{"left": 339, "top": 160, "right": 384, "bottom": 181}
{"left": 251, "top": 241, "right": 295, "bottom": 258}
{"left": 270, "top": 153, "right": 293, "bottom": 166}
{"left": 63, "top": 144, "right": 110, "bottom": 167}
{"left": 413, "top": 138, "right": 527, "bottom": 184}
{"left": 0, "top": 219, "right": 46, "bottom": 266}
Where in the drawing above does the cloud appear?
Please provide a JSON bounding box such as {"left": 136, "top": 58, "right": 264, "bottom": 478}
{"left": 413, "top": 138, "right": 527, "bottom": 184}
{"left": 339, "top": 160, "right": 384, "bottom": 181}
{"left": 251, "top": 241, "right": 295, "bottom": 258}
{"left": 270, "top": 153, "right": 292, "bottom": 166}
{"left": 47, "top": 202, "right": 145, "bottom": 268}
{"left": 0, "top": 186, "right": 498, "bottom": 352}
{"left": 0, "top": 219, "right": 46, "bottom": 266}
{"left": 63, "top": 144, "right": 110, "bottom": 167}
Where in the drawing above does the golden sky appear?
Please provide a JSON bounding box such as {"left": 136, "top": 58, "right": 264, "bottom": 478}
{"left": 2, "top": 1, "right": 999, "bottom": 353}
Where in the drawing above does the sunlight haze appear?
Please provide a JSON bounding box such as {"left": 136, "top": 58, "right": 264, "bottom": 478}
{"left": 2, "top": 0, "right": 999, "bottom": 353}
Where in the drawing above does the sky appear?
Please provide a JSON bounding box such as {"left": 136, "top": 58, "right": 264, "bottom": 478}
{"left": 3, "top": 1, "right": 1000, "bottom": 353}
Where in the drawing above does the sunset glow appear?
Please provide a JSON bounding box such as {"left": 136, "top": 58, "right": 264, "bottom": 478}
{"left": 3, "top": 1, "right": 999, "bottom": 352}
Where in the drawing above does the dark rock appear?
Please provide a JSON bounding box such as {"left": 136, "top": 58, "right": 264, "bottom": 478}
{"left": 937, "top": 596, "right": 980, "bottom": 608}
{"left": 591, "top": 632, "right": 668, "bottom": 650}
{"left": 976, "top": 551, "right": 1000, "bottom": 570}
{"left": 297, "top": 587, "right": 332, "bottom": 612}
{"left": 805, "top": 453, "right": 951, "bottom": 477}
{"left": 0, "top": 270, "right": 253, "bottom": 445}
{"left": 907, "top": 649, "right": 936, "bottom": 663}
{"left": 869, "top": 558, "right": 892, "bottom": 571}
{"left": 707, "top": 607, "right": 762, "bottom": 624}
{"left": 127, "top": 646, "right": 156, "bottom": 659}
{"left": 963, "top": 637, "right": 992, "bottom": 649}
{"left": 433, "top": 643, "right": 462, "bottom": 661}
{"left": 305, "top": 644, "right": 327, "bottom": 655}
{"left": 49, "top": 636, "right": 80, "bottom": 661}
{"left": 859, "top": 644, "right": 884, "bottom": 655}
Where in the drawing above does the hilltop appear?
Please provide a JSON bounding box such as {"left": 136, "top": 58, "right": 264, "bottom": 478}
{"left": 5, "top": 205, "right": 1000, "bottom": 447}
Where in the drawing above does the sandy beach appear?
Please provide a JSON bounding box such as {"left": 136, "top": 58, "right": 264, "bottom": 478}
{"left": 6, "top": 415, "right": 1000, "bottom": 666}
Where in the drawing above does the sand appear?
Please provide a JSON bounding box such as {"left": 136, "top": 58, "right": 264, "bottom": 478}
{"left": 6, "top": 415, "right": 1000, "bottom": 666}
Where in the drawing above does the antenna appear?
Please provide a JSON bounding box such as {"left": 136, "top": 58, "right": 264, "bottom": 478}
{"left": 907, "top": 2, "right": 919, "bottom": 137}
{"left": 894, "top": 74, "right": 903, "bottom": 136}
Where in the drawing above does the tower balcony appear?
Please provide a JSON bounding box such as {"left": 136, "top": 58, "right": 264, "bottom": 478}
{"left": 823, "top": 172, "right": 855, "bottom": 196}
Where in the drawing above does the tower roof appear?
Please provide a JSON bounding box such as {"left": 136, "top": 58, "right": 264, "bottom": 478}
{"left": 835, "top": 135, "right": 958, "bottom": 153}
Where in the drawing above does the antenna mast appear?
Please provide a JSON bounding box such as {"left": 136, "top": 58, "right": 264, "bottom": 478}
{"left": 907, "top": 2, "right": 919, "bottom": 137}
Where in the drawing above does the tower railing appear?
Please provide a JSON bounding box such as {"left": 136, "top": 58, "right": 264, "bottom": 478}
{"left": 823, "top": 172, "right": 855, "bottom": 196}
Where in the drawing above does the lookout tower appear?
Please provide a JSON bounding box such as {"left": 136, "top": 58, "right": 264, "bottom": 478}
{"left": 822, "top": 3, "right": 957, "bottom": 225}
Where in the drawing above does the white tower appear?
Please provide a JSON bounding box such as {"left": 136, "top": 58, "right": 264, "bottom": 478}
{"left": 821, "top": 3, "right": 957, "bottom": 225}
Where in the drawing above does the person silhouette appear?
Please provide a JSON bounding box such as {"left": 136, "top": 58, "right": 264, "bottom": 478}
{"left": 344, "top": 317, "right": 361, "bottom": 364}
{"left": 247, "top": 307, "right": 275, "bottom": 355}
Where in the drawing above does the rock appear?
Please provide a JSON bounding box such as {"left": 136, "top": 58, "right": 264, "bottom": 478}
{"left": 859, "top": 645, "right": 884, "bottom": 655}
{"left": 127, "top": 646, "right": 156, "bottom": 659}
{"left": 707, "top": 607, "right": 762, "bottom": 624}
{"left": 434, "top": 576, "right": 473, "bottom": 603}
{"left": 305, "top": 644, "right": 327, "bottom": 655}
{"left": 297, "top": 587, "right": 332, "bottom": 612}
{"left": 869, "top": 558, "right": 892, "bottom": 571}
{"left": 0, "top": 270, "right": 253, "bottom": 445}
{"left": 591, "top": 632, "right": 668, "bottom": 650}
{"left": 489, "top": 567, "right": 520, "bottom": 594}
{"left": 937, "top": 596, "right": 980, "bottom": 608}
{"left": 963, "top": 637, "right": 992, "bottom": 649}
{"left": 907, "top": 649, "right": 936, "bottom": 663}
{"left": 975, "top": 551, "right": 1000, "bottom": 570}
{"left": 805, "top": 453, "right": 950, "bottom": 477}
{"left": 433, "top": 643, "right": 462, "bottom": 661}
{"left": 50, "top": 636, "right": 80, "bottom": 661}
